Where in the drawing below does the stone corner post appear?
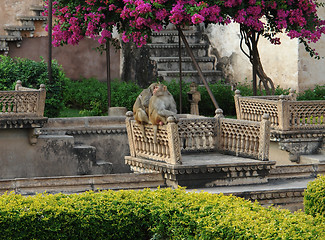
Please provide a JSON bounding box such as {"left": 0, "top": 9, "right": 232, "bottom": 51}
{"left": 38, "top": 84, "right": 46, "bottom": 117}
{"left": 234, "top": 90, "right": 242, "bottom": 119}
{"left": 277, "top": 95, "right": 290, "bottom": 131}
{"left": 125, "top": 111, "right": 136, "bottom": 157}
{"left": 258, "top": 114, "right": 270, "bottom": 161}
{"left": 289, "top": 89, "right": 297, "bottom": 101}
{"left": 214, "top": 108, "right": 225, "bottom": 151}
{"left": 166, "top": 116, "right": 181, "bottom": 164}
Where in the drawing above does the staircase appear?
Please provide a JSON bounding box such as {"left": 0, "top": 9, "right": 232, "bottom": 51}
{"left": 148, "top": 25, "right": 223, "bottom": 84}
{"left": 0, "top": 5, "right": 47, "bottom": 55}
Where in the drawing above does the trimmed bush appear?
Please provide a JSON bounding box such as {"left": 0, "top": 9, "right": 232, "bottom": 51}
{"left": 64, "top": 78, "right": 143, "bottom": 116}
{"left": 304, "top": 175, "right": 325, "bottom": 217}
{"left": 0, "top": 56, "right": 68, "bottom": 118}
{"left": 0, "top": 188, "right": 324, "bottom": 239}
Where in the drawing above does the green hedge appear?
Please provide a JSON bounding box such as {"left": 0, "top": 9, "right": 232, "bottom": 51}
{"left": 0, "top": 56, "right": 68, "bottom": 118}
{"left": 63, "top": 79, "right": 239, "bottom": 117}
{"left": 0, "top": 188, "right": 324, "bottom": 240}
{"left": 62, "top": 78, "right": 296, "bottom": 117}
{"left": 304, "top": 175, "right": 325, "bottom": 218}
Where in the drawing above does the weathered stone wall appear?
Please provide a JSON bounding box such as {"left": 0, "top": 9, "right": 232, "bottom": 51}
{"left": 8, "top": 37, "right": 121, "bottom": 81}
{"left": 0, "top": 129, "right": 80, "bottom": 179}
{"left": 298, "top": 2, "right": 325, "bottom": 92}
{"left": 0, "top": 116, "right": 131, "bottom": 180}
{"left": 0, "top": 0, "right": 42, "bottom": 35}
{"left": 43, "top": 116, "right": 131, "bottom": 174}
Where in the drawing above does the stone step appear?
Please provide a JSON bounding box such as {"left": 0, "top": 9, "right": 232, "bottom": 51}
{"left": 151, "top": 30, "right": 205, "bottom": 44}
{"left": 268, "top": 163, "right": 325, "bottom": 180}
{"left": 151, "top": 56, "right": 215, "bottom": 71}
{"left": 30, "top": 5, "right": 45, "bottom": 16}
{"left": 300, "top": 154, "right": 325, "bottom": 164}
{"left": 91, "top": 160, "right": 113, "bottom": 175}
{"left": 148, "top": 43, "right": 209, "bottom": 57}
{"left": 4, "top": 25, "right": 35, "bottom": 37}
{"left": 158, "top": 70, "right": 223, "bottom": 84}
{"left": 17, "top": 15, "right": 47, "bottom": 26}
{"left": 190, "top": 177, "right": 314, "bottom": 212}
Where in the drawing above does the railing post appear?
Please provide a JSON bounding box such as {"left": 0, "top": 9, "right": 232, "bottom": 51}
{"left": 38, "top": 84, "right": 46, "bottom": 117}
{"left": 125, "top": 111, "right": 136, "bottom": 157}
{"left": 258, "top": 114, "right": 270, "bottom": 161}
{"left": 289, "top": 89, "right": 296, "bottom": 101}
{"left": 166, "top": 116, "right": 181, "bottom": 164}
{"left": 15, "top": 80, "right": 22, "bottom": 90}
{"left": 277, "top": 95, "right": 290, "bottom": 131}
{"left": 234, "top": 90, "right": 242, "bottom": 120}
{"left": 214, "top": 108, "right": 224, "bottom": 151}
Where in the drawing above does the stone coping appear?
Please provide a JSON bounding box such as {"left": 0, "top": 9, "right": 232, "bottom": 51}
{"left": 46, "top": 116, "right": 126, "bottom": 128}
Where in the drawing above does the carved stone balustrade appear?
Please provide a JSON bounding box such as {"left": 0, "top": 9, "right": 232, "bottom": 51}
{"left": 125, "top": 110, "right": 274, "bottom": 188}
{"left": 234, "top": 90, "right": 325, "bottom": 161}
{"left": 0, "top": 80, "right": 47, "bottom": 144}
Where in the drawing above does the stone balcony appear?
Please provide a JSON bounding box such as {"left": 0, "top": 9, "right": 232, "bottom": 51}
{"left": 125, "top": 110, "right": 274, "bottom": 188}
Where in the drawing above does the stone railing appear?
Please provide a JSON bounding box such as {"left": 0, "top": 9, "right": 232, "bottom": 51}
{"left": 125, "top": 110, "right": 271, "bottom": 164}
{"left": 234, "top": 90, "right": 325, "bottom": 131}
{"left": 0, "top": 80, "right": 46, "bottom": 117}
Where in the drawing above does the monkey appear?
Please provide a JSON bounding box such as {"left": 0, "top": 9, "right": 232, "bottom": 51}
{"left": 148, "top": 83, "right": 177, "bottom": 143}
{"left": 133, "top": 83, "right": 158, "bottom": 140}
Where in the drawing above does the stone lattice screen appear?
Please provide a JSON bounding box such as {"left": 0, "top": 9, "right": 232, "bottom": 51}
{"left": 215, "top": 114, "right": 270, "bottom": 161}
{"left": 125, "top": 111, "right": 271, "bottom": 165}
{"left": 126, "top": 113, "right": 181, "bottom": 165}
{"left": 234, "top": 90, "right": 325, "bottom": 131}
{"left": 0, "top": 81, "right": 46, "bottom": 117}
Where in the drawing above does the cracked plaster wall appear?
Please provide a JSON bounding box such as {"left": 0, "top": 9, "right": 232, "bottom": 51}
{"left": 206, "top": 23, "right": 299, "bottom": 91}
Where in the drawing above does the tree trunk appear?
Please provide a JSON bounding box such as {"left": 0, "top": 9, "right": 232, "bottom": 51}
{"left": 240, "top": 26, "right": 275, "bottom": 95}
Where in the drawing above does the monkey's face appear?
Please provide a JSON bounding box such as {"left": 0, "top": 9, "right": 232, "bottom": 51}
{"left": 153, "top": 84, "right": 167, "bottom": 96}
{"left": 148, "top": 83, "right": 159, "bottom": 93}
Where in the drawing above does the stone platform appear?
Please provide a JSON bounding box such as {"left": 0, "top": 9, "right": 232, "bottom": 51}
{"left": 125, "top": 152, "right": 276, "bottom": 188}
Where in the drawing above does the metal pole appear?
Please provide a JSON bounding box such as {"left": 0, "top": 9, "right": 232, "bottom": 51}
{"left": 252, "top": 32, "right": 257, "bottom": 96}
{"left": 177, "top": 27, "right": 219, "bottom": 110}
{"left": 48, "top": 0, "right": 52, "bottom": 83}
{"left": 178, "top": 28, "right": 182, "bottom": 114}
{"left": 106, "top": 41, "right": 111, "bottom": 111}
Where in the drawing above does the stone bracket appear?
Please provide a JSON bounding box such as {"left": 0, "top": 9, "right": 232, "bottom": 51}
{"left": 28, "top": 128, "right": 41, "bottom": 145}
{"left": 279, "top": 138, "right": 323, "bottom": 162}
